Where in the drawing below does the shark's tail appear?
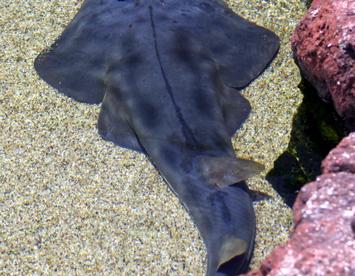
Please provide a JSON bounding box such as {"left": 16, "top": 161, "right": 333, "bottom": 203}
{"left": 158, "top": 158, "right": 257, "bottom": 275}
{"left": 194, "top": 182, "right": 255, "bottom": 276}
{"left": 141, "top": 140, "right": 259, "bottom": 275}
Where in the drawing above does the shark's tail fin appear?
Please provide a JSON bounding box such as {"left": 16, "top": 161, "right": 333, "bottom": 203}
{"left": 187, "top": 182, "right": 256, "bottom": 276}
{"left": 141, "top": 141, "right": 259, "bottom": 275}
{"left": 206, "top": 235, "right": 252, "bottom": 276}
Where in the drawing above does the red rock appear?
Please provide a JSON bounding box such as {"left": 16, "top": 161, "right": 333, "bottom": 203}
{"left": 248, "top": 173, "right": 355, "bottom": 276}
{"left": 248, "top": 133, "right": 355, "bottom": 276}
{"left": 291, "top": 0, "right": 355, "bottom": 130}
{"left": 322, "top": 132, "right": 355, "bottom": 174}
{"left": 248, "top": 5, "right": 355, "bottom": 272}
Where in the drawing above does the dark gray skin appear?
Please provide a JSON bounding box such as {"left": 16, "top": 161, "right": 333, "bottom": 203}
{"left": 34, "top": 0, "right": 279, "bottom": 275}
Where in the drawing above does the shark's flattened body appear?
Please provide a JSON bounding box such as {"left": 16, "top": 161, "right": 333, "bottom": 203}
{"left": 34, "top": 0, "right": 279, "bottom": 275}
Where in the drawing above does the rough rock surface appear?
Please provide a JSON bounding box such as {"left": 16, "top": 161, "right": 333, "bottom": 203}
{"left": 322, "top": 132, "right": 355, "bottom": 174}
{"left": 248, "top": 132, "right": 355, "bottom": 276}
{"left": 291, "top": 0, "right": 355, "bottom": 130}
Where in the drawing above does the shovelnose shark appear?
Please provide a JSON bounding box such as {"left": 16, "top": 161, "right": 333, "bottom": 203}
{"left": 34, "top": 0, "right": 279, "bottom": 274}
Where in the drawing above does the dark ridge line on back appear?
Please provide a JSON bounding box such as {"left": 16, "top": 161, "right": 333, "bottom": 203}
{"left": 148, "top": 5, "right": 199, "bottom": 149}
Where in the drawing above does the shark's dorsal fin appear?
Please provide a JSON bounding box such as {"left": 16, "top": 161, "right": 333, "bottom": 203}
{"left": 197, "top": 156, "right": 264, "bottom": 188}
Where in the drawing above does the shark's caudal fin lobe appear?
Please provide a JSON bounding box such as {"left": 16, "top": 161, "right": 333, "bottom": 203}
{"left": 207, "top": 237, "right": 252, "bottom": 276}
{"left": 197, "top": 156, "right": 264, "bottom": 188}
{"left": 189, "top": 183, "right": 255, "bottom": 276}
{"left": 218, "top": 237, "right": 248, "bottom": 265}
{"left": 213, "top": 236, "right": 248, "bottom": 267}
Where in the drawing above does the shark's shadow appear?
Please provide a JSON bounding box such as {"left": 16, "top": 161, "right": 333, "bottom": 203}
{"left": 266, "top": 78, "right": 346, "bottom": 207}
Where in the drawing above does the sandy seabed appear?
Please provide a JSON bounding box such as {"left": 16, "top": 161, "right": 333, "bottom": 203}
{"left": 0, "top": 0, "right": 306, "bottom": 274}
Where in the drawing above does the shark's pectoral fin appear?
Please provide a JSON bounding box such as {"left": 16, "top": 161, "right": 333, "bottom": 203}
{"left": 97, "top": 92, "right": 143, "bottom": 153}
{"left": 197, "top": 156, "right": 264, "bottom": 188}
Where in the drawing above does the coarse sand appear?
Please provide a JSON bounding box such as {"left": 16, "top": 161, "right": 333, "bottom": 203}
{"left": 0, "top": 0, "right": 306, "bottom": 274}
